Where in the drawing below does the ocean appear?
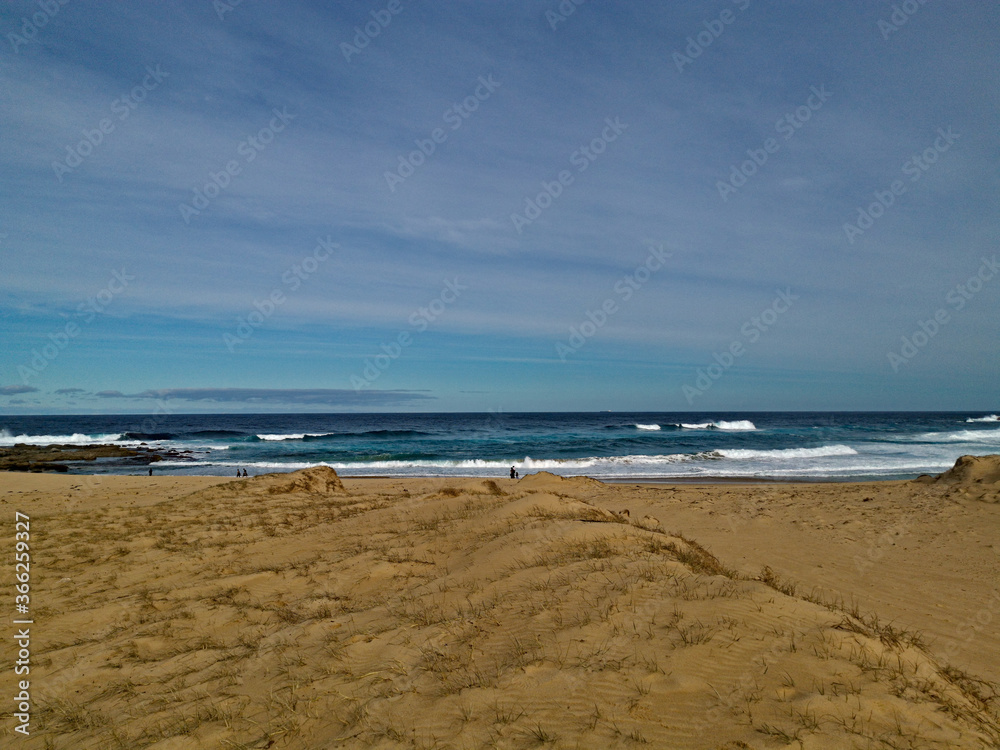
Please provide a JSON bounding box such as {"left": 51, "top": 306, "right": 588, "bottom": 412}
{"left": 2, "top": 412, "right": 999, "bottom": 482}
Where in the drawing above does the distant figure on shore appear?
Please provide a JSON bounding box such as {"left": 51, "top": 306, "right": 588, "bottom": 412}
{"left": 515, "top": 470, "right": 519, "bottom": 479}
{"left": 242, "top": 468, "right": 248, "bottom": 478}
{"left": 510, "top": 466, "right": 516, "bottom": 479}
{"left": 148, "top": 468, "right": 152, "bottom": 476}
{"left": 236, "top": 469, "right": 241, "bottom": 478}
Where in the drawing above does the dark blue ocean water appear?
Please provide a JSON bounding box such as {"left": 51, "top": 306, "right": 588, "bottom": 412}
{"left": 1, "top": 412, "right": 998, "bottom": 481}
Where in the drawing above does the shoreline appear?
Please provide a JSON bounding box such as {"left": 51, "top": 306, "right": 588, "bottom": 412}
{"left": 0, "top": 467, "right": 939, "bottom": 486}
{"left": 1, "top": 468, "right": 923, "bottom": 486}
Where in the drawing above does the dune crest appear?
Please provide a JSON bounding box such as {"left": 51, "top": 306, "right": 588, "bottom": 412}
{"left": 936, "top": 454, "right": 1000, "bottom": 485}
{"left": 197, "top": 465, "right": 348, "bottom": 499}
{"left": 258, "top": 465, "right": 347, "bottom": 495}
{"left": 516, "top": 470, "right": 605, "bottom": 492}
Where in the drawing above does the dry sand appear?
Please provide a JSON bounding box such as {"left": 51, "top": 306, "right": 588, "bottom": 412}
{"left": 1, "top": 460, "right": 999, "bottom": 749}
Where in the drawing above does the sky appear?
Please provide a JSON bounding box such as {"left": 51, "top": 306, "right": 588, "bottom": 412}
{"left": 1, "top": 1, "right": 998, "bottom": 415}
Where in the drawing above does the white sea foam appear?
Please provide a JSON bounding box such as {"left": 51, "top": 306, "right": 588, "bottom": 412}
{"left": 680, "top": 420, "right": 756, "bottom": 431}
{"left": 156, "top": 454, "right": 697, "bottom": 472}
{"left": 710, "top": 457, "right": 956, "bottom": 478}
{"left": 715, "top": 445, "right": 858, "bottom": 460}
{"left": 149, "top": 446, "right": 963, "bottom": 480}
{"left": 635, "top": 424, "right": 661, "bottom": 431}
{"left": 0, "top": 432, "right": 126, "bottom": 447}
{"left": 715, "top": 420, "right": 757, "bottom": 430}
{"left": 256, "top": 433, "right": 329, "bottom": 441}
{"left": 966, "top": 414, "right": 999, "bottom": 423}
{"left": 916, "top": 429, "right": 1000, "bottom": 443}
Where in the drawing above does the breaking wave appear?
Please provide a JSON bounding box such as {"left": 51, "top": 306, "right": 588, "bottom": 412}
{"left": 713, "top": 445, "right": 858, "bottom": 460}
{"left": 254, "top": 429, "right": 432, "bottom": 442}
{"left": 255, "top": 433, "right": 332, "bottom": 441}
{"left": 680, "top": 420, "right": 757, "bottom": 431}
{"left": 915, "top": 429, "right": 1000, "bottom": 443}
{"left": 0, "top": 431, "right": 126, "bottom": 447}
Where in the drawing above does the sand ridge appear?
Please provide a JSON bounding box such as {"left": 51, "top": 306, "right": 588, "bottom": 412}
{"left": 0, "top": 463, "right": 998, "bottom": 748}
{"left": 930, "top": 454, "right": 1000, "bottom": 493}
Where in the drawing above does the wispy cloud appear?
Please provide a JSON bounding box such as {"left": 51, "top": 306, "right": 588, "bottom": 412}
{"left": 0, "top": 385, "right": 39, "bottom": 396}
{"left": 126, "top": 388, "right": 435, "bottom": 407}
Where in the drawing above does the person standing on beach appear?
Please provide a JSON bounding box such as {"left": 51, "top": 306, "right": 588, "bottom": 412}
{"left": 510, "top": 466, "right": 516, "bottom": 479}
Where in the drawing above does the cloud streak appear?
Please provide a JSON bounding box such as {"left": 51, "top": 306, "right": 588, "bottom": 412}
{"left": 0, "top": 385, "right": 39, "bottom": 396}
{"left": 115, "top": 388, "right": 434, "bottom": 407}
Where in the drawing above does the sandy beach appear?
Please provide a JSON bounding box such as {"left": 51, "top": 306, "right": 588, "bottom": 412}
{"left": 2, "top": 459, "right": 998, "bottom": 749}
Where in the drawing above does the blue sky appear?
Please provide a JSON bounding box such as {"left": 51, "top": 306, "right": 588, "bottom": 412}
{"left": 1, "top": 1, "right": 998, "bottom": 414}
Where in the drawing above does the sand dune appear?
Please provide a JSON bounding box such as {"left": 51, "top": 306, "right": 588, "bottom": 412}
{"left": 1, "top": 460, "right": 998, "bottom": 748}
{"left": 931, "top": 453, "right": 1000, "bottom": 493}
{"left": 193, "top": 465, "right": 348, "bottom": 498}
